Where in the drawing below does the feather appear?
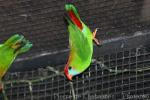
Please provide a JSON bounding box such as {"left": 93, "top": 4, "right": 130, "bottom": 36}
{"left": 65, "top": 4, "right": 83, "bottom": 30}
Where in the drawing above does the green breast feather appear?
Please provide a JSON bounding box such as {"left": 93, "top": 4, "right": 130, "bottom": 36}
{"left": 68, "top": 21, "right": 93, "bottom": 72}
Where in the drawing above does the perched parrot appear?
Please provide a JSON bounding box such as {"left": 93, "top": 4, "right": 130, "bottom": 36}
{"left": 0, "top": 34, "right": 32, "bottom": 91}
{"left": 64, "top": 4, "right": 100, "bottom": 80}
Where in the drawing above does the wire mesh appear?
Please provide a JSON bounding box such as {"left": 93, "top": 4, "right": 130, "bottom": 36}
{"left": 0, "top": 47, "right": 149, "bottom": 100}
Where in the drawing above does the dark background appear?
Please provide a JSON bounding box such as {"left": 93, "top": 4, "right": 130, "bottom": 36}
{"left": 0, "top": 0, "right": 150, "bottom": 100}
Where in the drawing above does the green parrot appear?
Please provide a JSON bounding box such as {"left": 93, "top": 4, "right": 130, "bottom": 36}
{"left": 0, "top": 34, "right": 32, "bottom": 90}
{"left": 64, "top": 4, "right": 100, "bottom": 80}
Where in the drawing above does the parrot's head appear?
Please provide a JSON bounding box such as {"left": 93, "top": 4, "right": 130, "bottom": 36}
{"left": 4, "top": 34, "right": 32, "bottom": 54}
{"left": 64, "top": 65, "right": 79, "bottom": 80}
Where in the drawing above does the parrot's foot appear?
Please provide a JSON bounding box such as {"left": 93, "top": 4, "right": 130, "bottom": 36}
{"left": 93, "top": 38, "right": 100, "bottom": 45}
{"left": 93, "top": 28, "right": 100, "bottom": 45}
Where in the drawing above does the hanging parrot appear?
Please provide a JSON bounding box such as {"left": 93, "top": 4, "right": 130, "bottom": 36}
{"left": 64, "top": 4, "right": 100, "bottom": 80}
{"left": 0, "top": 34, "right": 32, "bottom": 91}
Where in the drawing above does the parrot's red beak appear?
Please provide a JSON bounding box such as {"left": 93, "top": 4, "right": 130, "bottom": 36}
{"left": 66, "top": 73, "right": 73, "bottom": 80}
{"left": 64, "top": 66, "right": 73, "bottom": 80}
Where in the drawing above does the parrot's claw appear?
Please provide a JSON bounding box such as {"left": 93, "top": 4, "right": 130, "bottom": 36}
{"left": 94, "top": 38, "right": 100, "bottom": 45}
{"left": 93, "top": 28, "right": 101, "bottom": 45}
{"left": 93, "top": 28, "right": 98, "bottom": 38}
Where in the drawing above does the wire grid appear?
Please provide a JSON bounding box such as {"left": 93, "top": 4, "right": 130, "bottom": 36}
{"left": 0, "top": 47, "right": 149, "bottom": 100}
{"left": 0, "top": 0, "right": 150, "bottom": 58}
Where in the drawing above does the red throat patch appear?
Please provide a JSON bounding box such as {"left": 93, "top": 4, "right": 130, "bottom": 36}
{"left": 68, "top": 10, "right": 83, "bottom": 30}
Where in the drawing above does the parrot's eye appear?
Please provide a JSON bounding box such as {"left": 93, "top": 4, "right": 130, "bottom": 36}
{"left": 68, "top": 66, "right": 72, "bottom": 70}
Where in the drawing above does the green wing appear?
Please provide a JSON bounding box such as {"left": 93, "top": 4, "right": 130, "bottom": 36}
{"left": 67, "top": 18, "right": 93, "bottom": 60}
